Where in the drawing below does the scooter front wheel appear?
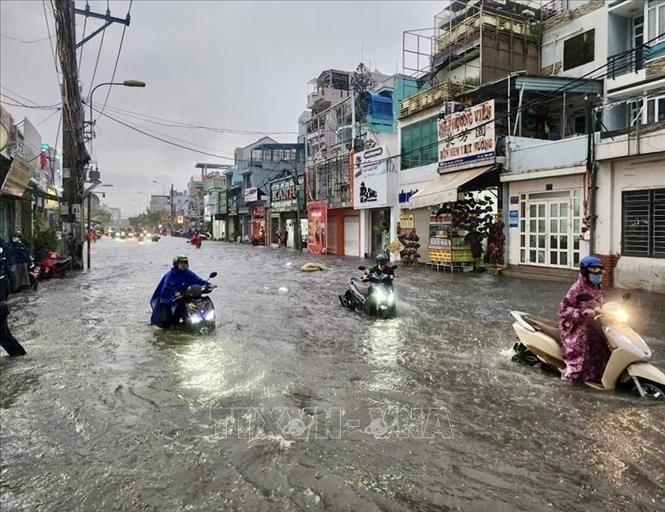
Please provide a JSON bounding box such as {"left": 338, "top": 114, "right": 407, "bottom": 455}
{"left": 631, "top": 378, "right": 665, "bottom": 400}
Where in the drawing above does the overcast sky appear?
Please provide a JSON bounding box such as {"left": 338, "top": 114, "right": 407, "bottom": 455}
{"left": 1, "top": 0, "right": 441, "bottom": 215}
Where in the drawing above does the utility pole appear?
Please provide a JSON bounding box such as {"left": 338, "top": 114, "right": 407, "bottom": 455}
{"left": 53, "top": 0, "right": 90, "bottom": 269}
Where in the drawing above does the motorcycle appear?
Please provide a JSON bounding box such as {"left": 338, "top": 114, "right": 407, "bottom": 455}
{"left": 510, "top": 295, "right": 665, "bottom": 399}
{"left": 176, "top": 272, "right": 217, "bottom": 334}
{"left": 339, "top": 265, "right": 397, "bottom": 318}
{"left": 28, "top": 255, "right": 39, "bottom": 290}
{"left": 40, "top": 251, "right": 72, "bottom": 280}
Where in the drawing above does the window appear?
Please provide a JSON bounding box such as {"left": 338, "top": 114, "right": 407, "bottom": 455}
{"left": 563, "top": 29, "right": 595, "bottom": 70}
{"left": 648, "top": 0, "right": 665, "bottom": 43}
{"left": 400, "top": 116, "right": 438, "bottom": 170}
{"left": 647, "top": 96, "right": 665, "bottom": 123}
{"left": 622, "top": 189, "right": 665, "bottom": 257}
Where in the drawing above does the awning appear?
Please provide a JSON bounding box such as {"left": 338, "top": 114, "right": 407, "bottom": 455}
{"left": 407, "top": 165, "right": 493, "bottom": 209}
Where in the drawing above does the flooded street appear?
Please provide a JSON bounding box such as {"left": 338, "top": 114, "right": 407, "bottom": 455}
{"left": 1, "top": 236, "right": 664, "bottom": 512}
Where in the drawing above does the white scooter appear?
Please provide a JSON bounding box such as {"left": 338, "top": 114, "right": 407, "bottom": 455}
{"left": 510, "top": 296, "right": 665, "bottom": 399}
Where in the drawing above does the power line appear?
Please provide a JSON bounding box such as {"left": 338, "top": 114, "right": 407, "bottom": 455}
{"left": 1, "top": 33, "right": 55, "bottom": 44}
{"left": 85, "top": 21, "right": 107, "bottom": 99}
{"left": 89, "top": 102, "right": 235, "bottom": 161}
{"left": 97, "top": 0, "right": 133, "bottom": 121}
{"left": 77, "top": 1, "right": 88, "bottom": 74}
{"left": 94, "top": 102, "right": 298, "bottom": 135}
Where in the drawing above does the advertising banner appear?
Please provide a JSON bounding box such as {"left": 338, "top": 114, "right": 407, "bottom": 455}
{"left": 1, "top": 154, "right": 33, "bottom": 197}
{"left": 307, "top": 201, "right": 327, "bottom": 254}
{"left": 438, "top": 99, "right": 495, "bottom": 172}
{"left": 352, "top": 146, "right": 389, "bottom": 208}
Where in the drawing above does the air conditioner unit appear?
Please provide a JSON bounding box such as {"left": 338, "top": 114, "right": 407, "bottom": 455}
{"left": 440, "top": 101, "right": 466, "bottom": 116}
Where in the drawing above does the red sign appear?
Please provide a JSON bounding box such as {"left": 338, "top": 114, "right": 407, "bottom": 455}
{"left": 307, "top": 201, "right": 328, "bottom": 255}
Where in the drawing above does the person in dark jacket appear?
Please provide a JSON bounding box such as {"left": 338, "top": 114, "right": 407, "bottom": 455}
{"left": 8, "top": 232, "right": 31, "bottom": 292}
{"left": 150, "top": 255, "right": 216, "bottom": 327}
{"left": 0, "top": 300, "right": 26, "bottom": 356}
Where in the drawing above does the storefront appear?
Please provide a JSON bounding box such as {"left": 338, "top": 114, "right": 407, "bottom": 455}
{"left": 269, "top": 176, "right": 300, "bottom": 249}
{"left": 352, "top": 146, "right": 397, "bottom": 259}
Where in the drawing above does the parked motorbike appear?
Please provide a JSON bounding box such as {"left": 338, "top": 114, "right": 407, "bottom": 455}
{"left": 339, "top": 265, "right": 397, "bottom": 318}
{"left": 510, "top": 295, "right": 665, "bottom": 399}
{"left": 28, "top": 255, "right": 39, "bottom": 290}
{"left": 40, "top": 251, "right": 72, "bottom": 280}
{"left": 176, "top": 272, "right": 217, "bottom": 334}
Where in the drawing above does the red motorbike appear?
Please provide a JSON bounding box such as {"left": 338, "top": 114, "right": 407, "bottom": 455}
{"left": 190, "top": 233, "right": 202, "bottom": 249}
{"left": 40, "top": 251, "right": 72, "bottom": 279}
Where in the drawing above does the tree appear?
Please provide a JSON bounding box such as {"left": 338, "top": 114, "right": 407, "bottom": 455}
{"left": 351, "top": 62, "right": 376, "bottom": 123}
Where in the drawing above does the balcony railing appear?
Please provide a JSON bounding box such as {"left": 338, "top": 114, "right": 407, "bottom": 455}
{"left": 608, "top": 36, "right": 665, "bottom": 79}
{"left": 399, "top": 81, "right": 463, "bottom": 119}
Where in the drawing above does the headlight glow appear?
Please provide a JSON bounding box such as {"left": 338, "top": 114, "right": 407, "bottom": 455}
{"left": 615, "top": 308, "right": 629, "bottom": 323}
{"left": 204, "top": 310, "right": 215, "bottom": 321}
{"left": 189, "top": 314, "right": 202, "bottom": 324}
{"left": 387, "top": 292, "right": 395, "bottom": 305}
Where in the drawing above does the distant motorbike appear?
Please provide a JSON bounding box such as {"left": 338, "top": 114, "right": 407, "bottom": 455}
{"left": 339, "top": 265, "right": 397, "bottom": 318}
{"left": 189, "top": 234, "right": 202, "bottom": 249}
{"left": 40, "top": 251, "right": 72, "bottom": 280}
{"left": 510, "top": 295, "right": 665, "bottom": 399}
{"left": 176, "top": 272, "right": 217, "bottom": 334}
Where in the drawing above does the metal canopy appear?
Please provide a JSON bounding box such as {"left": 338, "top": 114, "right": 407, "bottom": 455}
{"left": 514, "top": 76, "right": 603, "bottom": 94}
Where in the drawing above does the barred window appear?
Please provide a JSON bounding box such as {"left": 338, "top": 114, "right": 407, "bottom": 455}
{"left": 622, "top": 188, "right": 665, "bottom": 258}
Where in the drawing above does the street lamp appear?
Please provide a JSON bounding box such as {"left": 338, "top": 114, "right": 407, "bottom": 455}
{"left": 84, "top": 183, "right": 113, "bottom": 269}
{"left": 153, "top": 179, "right": 166, "bottom": 195}
{"left": 88, "top": 80, "right": 146, "bottom": 161}
{"left": 280, "top": 159, "right": 303, "bottom": 251}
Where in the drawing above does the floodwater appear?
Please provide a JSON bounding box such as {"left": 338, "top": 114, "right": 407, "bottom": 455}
{"left": 1, "top": 236, "right": 664, "bottom": 512}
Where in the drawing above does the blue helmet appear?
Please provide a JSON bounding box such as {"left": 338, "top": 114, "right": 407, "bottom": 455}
{"left": 376, "top": 253, "right": 388, "bottom": 265}
{"left": 580, "top": 255, "right": 603, "bottom": 276}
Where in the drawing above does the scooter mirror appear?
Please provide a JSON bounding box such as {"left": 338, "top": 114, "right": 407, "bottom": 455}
{"left": 209, "top": 272, "right": 218, "bottom": 279}
{"left": 358, "top": 266, "right": 366, "bottom": 271}
{"left": 391, "top": 265, "right": 398, "bottom": 270}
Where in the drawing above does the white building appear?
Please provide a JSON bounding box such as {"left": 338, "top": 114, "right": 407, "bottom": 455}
{"left": 502, "top": 0, "right": 665, "bottom": 292}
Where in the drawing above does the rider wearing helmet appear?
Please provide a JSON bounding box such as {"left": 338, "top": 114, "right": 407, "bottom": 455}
{"left": 558, "top": 254, "right": 608, "bottom": 383}
{"left": 364, "top": 253, "right": 395, "bottom": 282}
{"left": 149, "top": 255, "right": 216, "bottom": 327}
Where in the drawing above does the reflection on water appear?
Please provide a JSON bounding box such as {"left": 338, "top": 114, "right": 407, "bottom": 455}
{"left": 362, "top": 318, "right": 404, "bottom": 391}
{"left": 577, "top": 404, "right": 665, "bottom": 503}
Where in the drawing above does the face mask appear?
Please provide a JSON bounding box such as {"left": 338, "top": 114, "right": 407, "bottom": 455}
{"left": 589, "top": 274, "right": 602, "bottom": 285}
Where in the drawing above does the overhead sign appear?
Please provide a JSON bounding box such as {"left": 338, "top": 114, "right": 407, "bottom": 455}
{"left": 438, "top": 99, "right": 495, "bottom": 172}
{"left": 245, "top": 187, "right": 260, "bottom": 203}
{"left": 352, "top": 146, "right": 389, "bottom": 209}
{"left": 1, "top": 154, "right": 34, "bottom": 197}
{"left": 270, "top": 177, "right": 298, "bottom": 212}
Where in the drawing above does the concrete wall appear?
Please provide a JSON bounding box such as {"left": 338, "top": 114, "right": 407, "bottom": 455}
{"left": 595, "top": 155, "right": 665, "bottom": 293}
{"left": 507, "top": 135, "right": 587, "bottom": 173}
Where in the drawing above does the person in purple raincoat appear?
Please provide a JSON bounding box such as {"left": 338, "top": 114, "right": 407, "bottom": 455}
{"left": 559, "top": 255, "right": 609, "bottom": 383}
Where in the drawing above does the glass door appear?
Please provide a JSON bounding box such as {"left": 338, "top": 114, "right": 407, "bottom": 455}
{"left": 520, "top": 191, "right": 579, "bottom": 268}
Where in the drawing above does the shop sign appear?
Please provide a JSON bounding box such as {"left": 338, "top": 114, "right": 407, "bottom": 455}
{"left": 509, "top": 209, "right": 519, "bottom": 228}
{"left": 228, "top": 195, "right": 238, "bottom": 216}
{"left": 1, "top": 154, "right": 34, "bottom": 197}
{"left": 270, "top": 177, "right": 297, "bottom": 212}
{"left": 438, "top": 99, "right": 495, "bottom": 172}
{"left": 398, "top": 188, "right": 419, "bottom": 204}
{"left": 252, "top": 204, "right": 266, "bottom": 219}
{"left": 219, "top": 191, "right": 228, "bottom": 214}
{"left": 352, "top": 146, "right": 390, "bottom": 209}
{"left": 245, "top": 187, "right": 259, "bottom": 203}
{"left": 307, "top": 201, "right": 327, "bottom": 255}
